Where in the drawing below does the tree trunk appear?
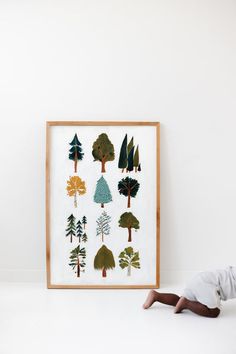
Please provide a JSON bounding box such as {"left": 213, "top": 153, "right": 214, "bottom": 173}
{"left": 77, "top": 261, "right": 80, "bottom": 277}
{"left": 135, "top": 166, "right": 137, "bottom": 172}
{"left": 102, "top": 268, "right": 107, "bottom": 277}
{"left": 74, "top": 151, "right": 78, "bottom": 173}
{"left": 101, "top": 203, "right": 104, "bottom": 208}
{"left": 101, "top": 158, "right": 106, "bottom": 173}
{"left": 122, "top": 168, "right": 124, "bottom": 173}
{"left": 102, "top": 231, "right": 104, "bottom": 243}
{"left": 127, "top": 265, "right": 131, "bottom": 276}
{"left": 70, "top": 234, "right": 73, "bottom": 243}
{"left": 74, "top": 194, "right": 77, "bottom": 208}
{"left": 128, "top": 227, "right": 132, "bottom": 242}
{"left": 127, "top": 190, "right": 131, "bottom": 208}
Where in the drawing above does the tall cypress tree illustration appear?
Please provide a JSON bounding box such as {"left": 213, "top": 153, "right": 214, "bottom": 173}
{"left": 76, "top": 220, "right": 83, "bottom": 243}
{"left": 133, "top": 145, "right": 139, "bottom": 172}
{"left": 127, "top": 146, "right": 134, "bottom": 172}
{"left": 69, "top": 133, "right": 84, "bottom": 173}
{"left": 94, "top": 176, "right": 112, "bottom": 208}
{"left": 118, "top": 134, "right": 128, "bottom": 172}
{"left": 65, "top": 214, "right": 76, "bottom": 243}
{"left": 126, "top": 137, "right": 134, "bottom": 172}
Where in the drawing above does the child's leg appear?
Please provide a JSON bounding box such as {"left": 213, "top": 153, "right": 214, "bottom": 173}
{"left": 175, "top": 297, "right": 220, "bottom": 318}
{"left": 143, "top": 290, "right": 180, "bottom": 309}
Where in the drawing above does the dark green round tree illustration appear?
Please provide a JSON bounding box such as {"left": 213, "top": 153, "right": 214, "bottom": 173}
{"left": 69, "top": 133, "right": 84, "bottom": 173}
{"left": 94, "top": 245, "right": 115, "bottom": 277}
{"left": 118, "top": 212, "right": 140, "bottom": 242}
{"left": 118, "top": 177, "right": 140, "bottom": 208}
{"left": 94, "top": 176, "right": 112, "bottom": 208}
{"left": 92, "top": 133, "right": 115, "bottom": 173}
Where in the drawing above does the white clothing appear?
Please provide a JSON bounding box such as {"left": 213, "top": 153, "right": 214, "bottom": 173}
{"left": 183, "top": 266, "right": 236, "bottom": 309}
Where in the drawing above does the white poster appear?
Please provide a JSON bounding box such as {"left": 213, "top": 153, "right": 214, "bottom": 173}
{"left": 46, "top": 122, "right": 160, "bottom": 288}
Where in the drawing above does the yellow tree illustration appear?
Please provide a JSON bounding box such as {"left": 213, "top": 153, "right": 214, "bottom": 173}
{"left": 66, "top": 176, "right": 86, "bottom": 208}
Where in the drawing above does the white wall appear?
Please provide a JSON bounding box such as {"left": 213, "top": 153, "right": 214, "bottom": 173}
{"left": 0, "top": 0, "right": 236, "bottom": 283}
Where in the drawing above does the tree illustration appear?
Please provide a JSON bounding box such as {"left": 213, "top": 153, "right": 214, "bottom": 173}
{"left": 119, "top": 247, "right": 140, "bottom": 276}
{"left": 94, "top": 245, "right": 115, "bottom": 277}
{"left": 96, "top": 211, "right": 111, "bottom": 242}
{"left": 82, "top": 216, "right": 87, "bottom": 229}
{"left": 69, "top": 245, "right": 86, "bottom": 277}
{"left": 127, "top": 146, "right": 134, "bottom": 172}
{"left": 82, "top": 233, "right": 88, "bottom": 243}
{"left": 133, "top": 145, "right": 139, "bottom": 172}
{"left": 65, "top": 214, "right": 76, "bottom": 243}
{"left": 92, "top": 133, "right": 115, "bottom": 173}
{"left": 127, "top": 137, "right": 134, "bottom": 155}
{"left": 76, "top": 220, "right": 83, "bottom": 243}
{"left": 69, "top": 133, "right": 84, "bottom": 173}
{"left": 94, "top": 176, "right": 112, "bottom": 208}
{"left": 118, "top": 134, "right": 128, "bottom": 172}
{"left": 118, "top": 212, "right": 140, "bottom": 242}
{"left": 126, "top": 137, "right": 134, "bottom": 172}
{"left": 117, "top": 177, "right": 140, "bottom": 208}
{"left": 66, "top": 176, "right": 86, "bottom": 208}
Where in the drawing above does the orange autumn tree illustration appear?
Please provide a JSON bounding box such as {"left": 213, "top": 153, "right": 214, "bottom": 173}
{"left": 66, "top": 176, "right": 86, "bottom": 207}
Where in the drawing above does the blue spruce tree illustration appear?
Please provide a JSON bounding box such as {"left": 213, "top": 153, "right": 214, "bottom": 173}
{"left": 94, "top": 176, "right": 112, "bottom": 208}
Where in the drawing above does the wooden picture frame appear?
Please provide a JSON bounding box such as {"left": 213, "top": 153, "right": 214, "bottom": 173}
{"left": 46, "top": 121, "right": 160, "bottom": 288}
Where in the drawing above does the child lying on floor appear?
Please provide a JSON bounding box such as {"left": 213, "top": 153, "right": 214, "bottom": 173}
{"left": 143, "top": 266, "right": 236, "bottom": 317}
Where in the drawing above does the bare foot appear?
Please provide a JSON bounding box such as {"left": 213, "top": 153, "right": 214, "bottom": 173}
{"left": 143, "top": 290, "right": 159, "bottom": 309}
{"left": 174, "top": 296, "right": 188, "bottom": 313}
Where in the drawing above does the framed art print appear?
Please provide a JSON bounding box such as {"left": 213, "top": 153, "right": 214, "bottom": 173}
{"left": 46, "top": 121, "right": 160, "bottom": 288}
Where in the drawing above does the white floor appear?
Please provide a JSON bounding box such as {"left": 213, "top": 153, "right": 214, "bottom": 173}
{"left": 0, "top": 283, "right": 236, "bottom": 354}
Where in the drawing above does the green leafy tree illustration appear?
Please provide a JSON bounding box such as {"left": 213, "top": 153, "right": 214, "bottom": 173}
{"left": 118, "top": 177, "right": 140, "bottom": 208}
{"left": 82, "top": 233, "right": 88, "bottom": 243}
{"left": 96, "top": 211, "right": 111, "bottom": 243}
{"left": 133, "top": 145, "right": 139, "bottom": 172}
{"left": 69, "top": 133, "right": 84, "bottom": 173}
{"left": 118, "top": 134, "right": 128, "bottom": 172}
{"left": 69, "top": 245, "right": 86, "bottom": 277}
{"left": 92, "top": 133, "right": 115, "bottom": 173}
{"left": 118, "top": 212, "right": 140, "bottom": 242}
{"left": 82, "top": 216, "right": 87, "bottom": 229}
{"left": 94, "top": 176, "right": 112, "bottom": 208}
{"left": 127, "top": 146, "right": 134, "bottom": 172}
{"left": 65, "top": 214, "right": 76, "bottom": 243}
{"left": 76, "top": 220, "right": 83, "bottom": 243}
{"left": 119, "top": 247, "right": 140, "bottom": 276}
{"left": 94, "top": 245, "right": 115, "bottom": 277}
